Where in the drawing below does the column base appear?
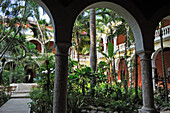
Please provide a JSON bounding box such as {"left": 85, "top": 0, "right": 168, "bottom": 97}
{"left": 139, "top": 107, "right": 160, "bottom": 113}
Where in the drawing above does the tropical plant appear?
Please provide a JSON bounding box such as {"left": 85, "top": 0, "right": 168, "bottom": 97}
{"left": 0, "top": 0, "right": 29, "bottom": 84}
{"left": 89, "top": 8, "right": 97, "bottom": 97}
{"left": 0, "top": 91, "right": 10, "bottom": 107}
{"left": 72, "top": 10, "right": 90, "bottom": 67}
{"left": 67, "top": 93, "right": 85, "bottom": 113}
{"left": 29, "top": 55, "right": 55, "bottom": 113}
{"left": 98, "top": 42, "right": 118, "bottom": 85}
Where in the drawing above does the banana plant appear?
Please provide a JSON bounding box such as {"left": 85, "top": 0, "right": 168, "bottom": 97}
{"left": 98, "top": 42, "right": 118, "bottom": 86}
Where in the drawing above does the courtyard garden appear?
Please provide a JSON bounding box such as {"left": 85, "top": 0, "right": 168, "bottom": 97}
{"left": 0, "top": 0, "right": 169, "bottom": 113}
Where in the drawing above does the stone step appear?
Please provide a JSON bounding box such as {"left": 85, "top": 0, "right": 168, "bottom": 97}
{"left": 14, "top": 90, "right": 31, "bottom": 93}
{"left": 11, "top": 93, "right": 30, "bottom": 98}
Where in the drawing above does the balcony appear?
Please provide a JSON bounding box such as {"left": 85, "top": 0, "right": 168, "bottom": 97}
{"left": 115, "top": 43, "right": 135, "bottom": 53}
{"left": 116, "top": 25, "right": 170, "bottom": 52}
{"left": 155, "top": 25, "right": 170, "bottom": 42}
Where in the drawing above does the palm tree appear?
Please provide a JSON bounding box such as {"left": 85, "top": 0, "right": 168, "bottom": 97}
{"left": 72, "top": 13, "right": 90, "bottom": 68}
{"left": 0, "top": 0, "right": 29, "bottom": 59}
{"left": 0, "top": 0, "right": 29, "bottom": 84}
{"left": 98, "top": 42, "right": 118, "bottom": 85}
{"left": 96, "top": 8, "right": 129, "bottom": 85}
{"left": 114, "top": 20, "right": 135, "bottom": 92}
{"left": 134, "top": 48, "right": 139, "bottom": 99}
{"left": 26, "top": 1, "right": 54, "bottom": 97}
{"left": 159, "top": 21, "right": 168, "bottom": 101}
{"left": 90, "top": 8, "right": 97, "bottom": 97}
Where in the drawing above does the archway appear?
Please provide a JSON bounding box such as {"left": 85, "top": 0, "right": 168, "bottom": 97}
{"left": 74, "top": 2, "right": 144, "bottom": 53}
{"left": 45, "top": 41, "right": 56, "bottom": 53}
{"left": 69, "top": 2, "right": 145, "bottom": 112}
{"left": 28, "top": 39, "right": 42, "bottom": 52}
{"left": 3, "top": 61, "right": 16, "bottom": 85}
{"left": 154, "top": 48, "right": 170, "bottom": 89}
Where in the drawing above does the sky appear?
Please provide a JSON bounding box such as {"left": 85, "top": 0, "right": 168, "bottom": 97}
{"left": 39, "top": 7, "right": 50, "bottom": 23}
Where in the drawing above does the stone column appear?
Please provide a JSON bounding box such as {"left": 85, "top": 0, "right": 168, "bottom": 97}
{"left": 138, "top": 51, "right": 159, "bottom": 113}
{"left": 53, "top": 43, "right": 70, "bottom": 113}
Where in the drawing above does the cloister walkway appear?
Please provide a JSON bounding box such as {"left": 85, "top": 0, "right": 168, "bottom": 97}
{"left": 0, "top": 83, "right": 37, "bottom": 113}
{"left": 0, "top": 98, "right": 31, "bottom": 113}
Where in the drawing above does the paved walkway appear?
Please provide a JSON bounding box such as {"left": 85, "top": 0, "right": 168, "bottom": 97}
{"left": 0, "top": 98, "right": 31, "bottom": 113}
{"left": 0, "top": 83, "right": 37, "bottom": 113}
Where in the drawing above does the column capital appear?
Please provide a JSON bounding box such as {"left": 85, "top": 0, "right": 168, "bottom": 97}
{"left": 138, "top": 50, "right": 153, "bottom": 61}
{"left": 55, "top": 42, "right": 71, "bottom": 56}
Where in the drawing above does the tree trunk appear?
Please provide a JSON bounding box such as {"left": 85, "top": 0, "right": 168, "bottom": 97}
{"left": 90, "top": 8, "right": 97, "bottom": 97}
{"left": 0, "top": 58, "right": 6, "bottom": 85}
{"left": 160, "top": 26, "right": 168, "bottom": 102}
{"left": 135, "top": 50, "right": 139, "bottom": 100}
{"left": 0, "top": 71, "right": 3, "bottom": 85}
{"left": 112, "top": 58, "right": 117, "bottom": 84}
{"left": 75, "top": 31, "right": 80, "bottom": 68}
{"left": 122, "top": 35, "right": 128, "bottom": 93}
{"left": 110, "top": 62, "right": 112, "bottom": 86}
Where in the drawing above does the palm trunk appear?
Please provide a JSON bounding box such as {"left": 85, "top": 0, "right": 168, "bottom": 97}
{"left": 135, "top": 50, "right": 139, "bottom": 100}
{"left": 122, "top": 35, "right": 128, "bottom": 93}
{"left": 75, "top": 31, "right": 80, "bottom": 68}
{"left": 112, "top": 58, "right": 117, "bottom": 84}
{"left": 0, "top": 58, "right": 6, "bottom": 85}
{"left": 110, "top": 62, "right": 112, "bottom": 86}
{"left": 90, "top": 8, "right": 97, "bottom": 97}
{"left": 160, "top": 26, "right": 168, "bottom": 102}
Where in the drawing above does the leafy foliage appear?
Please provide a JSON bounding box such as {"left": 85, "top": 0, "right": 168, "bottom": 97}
{"left": 29, "top": 55, "right": 55, "bottom": 113}
{"left": 0, "top": 91, "right": 10, "bottom": 107}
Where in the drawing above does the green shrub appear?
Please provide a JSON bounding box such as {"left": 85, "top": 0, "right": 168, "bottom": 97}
{"left": 29, "top": 88, "right": 53, "bottom": 113}
{"left": 67, "top": 93, "right": 85, "bottom": 113}
{"left": 0, "top": 91, "right": 10, "bottom": 107}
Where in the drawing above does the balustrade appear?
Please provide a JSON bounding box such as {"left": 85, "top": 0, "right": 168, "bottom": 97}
{"left": 155, "top": 25, "right": 170, "bottom": 39}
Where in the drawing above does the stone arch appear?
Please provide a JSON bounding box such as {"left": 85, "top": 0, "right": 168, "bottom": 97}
{"left": 151, "top": 5, "right": 170, "bottom": 28}
{"left": 25, "top": 61, "right": 40, "bottom": 83}
{"left": 27, "top": 38, "right": 42, "bottom": 45}
{"left": 151, "top": 47, "right": 170, "bottom": 89}
{"left": 27, "top": 39, "right": 43, "bottom": 52}
{"left": 72, "top": 1, "right": 144, "bottom": 53}
{"left": 32, "top": 0, "right": 56, "bottom": 42}
{"left": 4, "top": 61, "right": 16, "bottom": 70}
{"left": 152, "top": 46, "right": 170, "bottom": 68}
{"left": 45, "top": 41, "right": 56, "bottom": 53}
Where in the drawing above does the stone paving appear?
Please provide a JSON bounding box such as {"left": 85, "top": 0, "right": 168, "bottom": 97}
{"left": 0, "top": 98, "right": 31, "bottom": 113}
{"left": 0, "top": 83, "right": 36, "bottom": 113}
